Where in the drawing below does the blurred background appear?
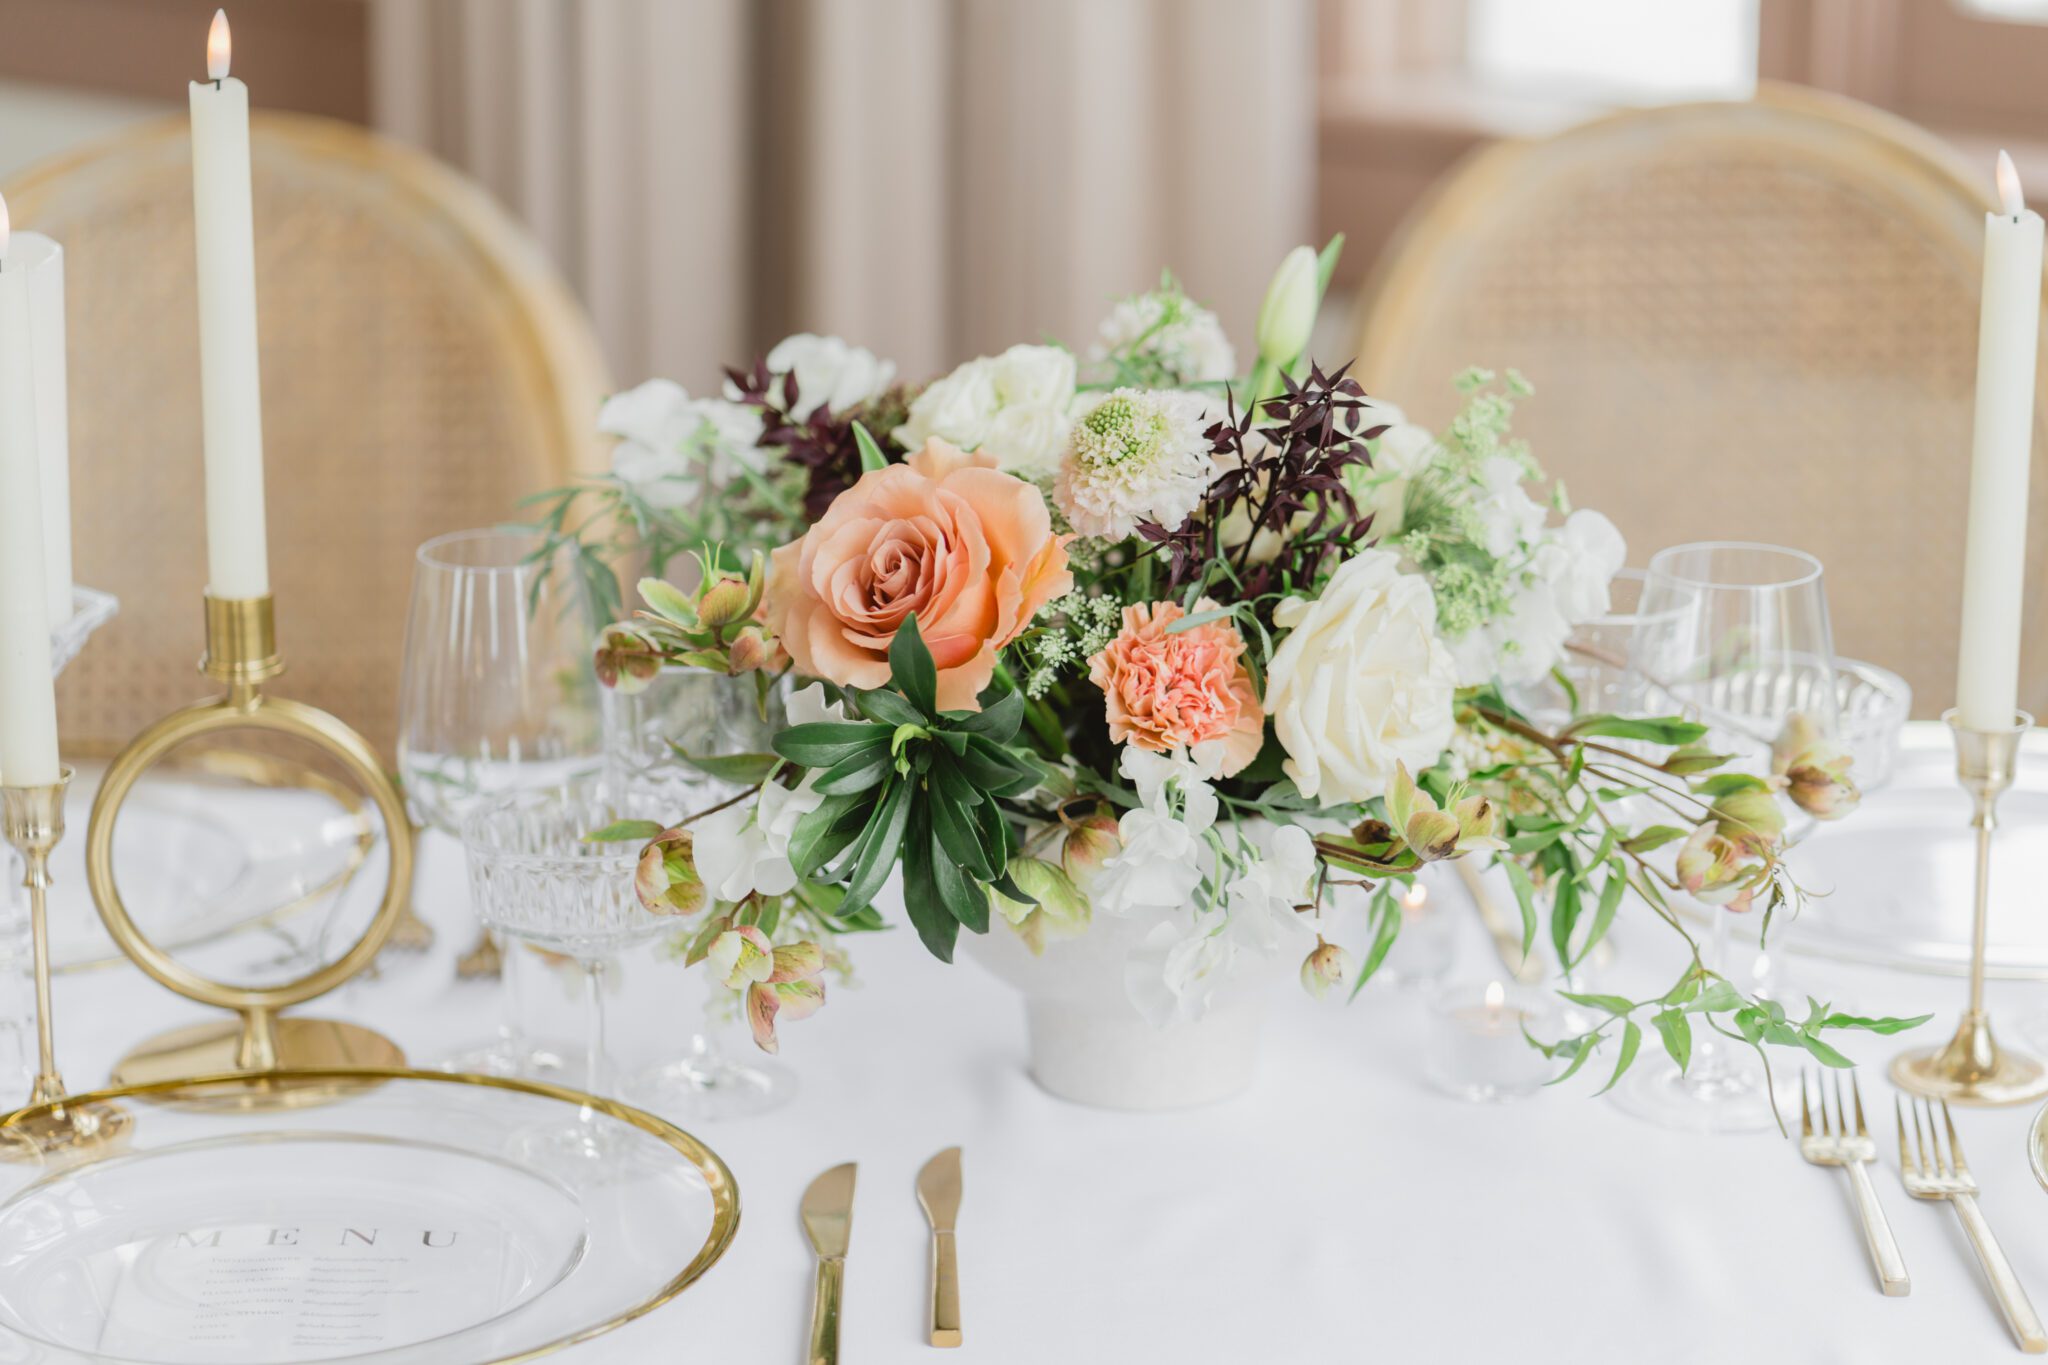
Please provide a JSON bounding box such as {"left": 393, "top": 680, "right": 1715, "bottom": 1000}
{"left": 12, "top": 0, "right": 2048, "bottom": 742}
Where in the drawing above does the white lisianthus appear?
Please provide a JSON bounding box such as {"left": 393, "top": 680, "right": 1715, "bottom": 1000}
{"left": 759, "top": 333, "right": 896, "bottom": 421}
{"left": 600, "top": 379, "right": 766, "bottom": 511}
{"left": 893, "top": 344, "right": 1077, "bottom": 477}
{"left": 1263, "top": 549, "right": 1458, "bottom": 804}
{"left": 1053, "top": 388, "right": 1215, "bottom": 539}
{"left": 1471, "top": 455, "right": 1547, "bottom": 558}
{"left": 1089, "top": 290, "right": 1237, "bottom": 384}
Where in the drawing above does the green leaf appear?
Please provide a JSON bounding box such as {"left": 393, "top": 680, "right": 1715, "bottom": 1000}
{"left": 1348, "top": 889, "right": 1402, "bottom": 999}
{"left": 1549, "top": 875, "right": 1582, "bottom": 971}
{"left": 890, "top": 614, "right": 940, "bottom": 718}
{"left": 1546, "top": 1033, "right": 1604, "bottom": 1086}
{"left": 931, "top": 831, "right": 991, "bottom": 932}
{"left": 836, "top": 777, "right": 912, "bottom": 918}
{"left": 1162, "top": 606, "right": 1236, "bottom": 634}
{"left": 788, "top": 790, "right": 874, "bottom": 878}
{"left": 774, "top": 721, "right": 890, "bottom": 769}
{"left": 1620, "top": 825, "right": 1687, "bottom": 855}
{"left": 947, "top": 689, "right": 1024, "bottom": 743}
{"left": 852, "top": 420, "right": 889, "bottom": 473}
{"left": 1652, "top": 1009, "right": 1692, "bottom": 1072}
{"left": 851, "top": 687, "right": 926, "bottom": 728}
{"left": 637, "top": 576, "right": 698, "bottom": 625}
{"left": 583, "top": 818, "right": 665, "bottom": 843}
{"left": 1798, "top": 1033, "right": 1855, "bottom": 1068}
{"left": 812, "top": 745, "right": 895, "bottom": 796}
{"left": 929, "top": 781, "right": 996, "bottom": 880}
{"left": 963, "top": 735, "right": 1040, "bottom": 796}
{"left": 1594, "top": 1020, "right": 1643, "bottom": 1095}
{"left": 668, "top": 748, "right": 779, "bottom": 786}
{"left": 1569, "top": 869, "right": 1627, "bottom": 972}
{"left": 1558, "top": 991, "right": 1636, "bottom": 1016}
{"left": 1686, "top": 980, "right": 1744, "bottom": 1014}
{"left": 1562, "top": 714, "right": 1709, "bottom": 746}
{"left": 1692, "top": 772, "right": 1772, "bottom": 798}
{"left": 1502, "top": 860, "right": 1539, "bottom": 957}
{"left": 1821, "top": 1012, "right": 1935, "bottom": 1036}
{"left": 899, "top": 809, "right": 960, "bottom": 961}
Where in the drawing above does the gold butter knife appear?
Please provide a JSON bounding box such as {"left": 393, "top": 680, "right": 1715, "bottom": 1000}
{"left": 916, "top": 1147, "right": 963, "bottom": 1347}
{"left": 800, "top": 1162, "right": 857, "bottom": 1365}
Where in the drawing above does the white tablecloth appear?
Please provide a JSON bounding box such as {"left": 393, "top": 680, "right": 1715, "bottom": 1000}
{"left": 29, "top": 829, "right": 2048, "bottom": 1364}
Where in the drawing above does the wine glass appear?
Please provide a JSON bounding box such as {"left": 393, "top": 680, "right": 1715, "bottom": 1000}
{"left": 396, "top": 528, "right": 602, "bottom": 1079}
{"left": 463, "top": 784, "right": 670, "bottom": 1158}
{"left": 1611, "top": 542, "right": 1841, "bottom": 1134}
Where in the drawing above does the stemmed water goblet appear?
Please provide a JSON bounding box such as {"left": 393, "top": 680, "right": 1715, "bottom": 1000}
{"left": 1610, "top": 541, "right": 1843, "bottom": 1134}
{"left": 396, "top": 527, "right": 602, "bottom": 1080}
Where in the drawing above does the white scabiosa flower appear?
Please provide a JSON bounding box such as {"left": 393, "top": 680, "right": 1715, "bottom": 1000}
{"left": 1053, "top": 388, "right": 1216, "bottom": 540}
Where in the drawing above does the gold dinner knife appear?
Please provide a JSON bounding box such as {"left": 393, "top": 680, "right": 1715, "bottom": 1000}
{"left": 916, "top": 1146, "right": 963, "bottom": 1347}
{"left": 801, "top": 1162, "right": 857, "bottom": 1365}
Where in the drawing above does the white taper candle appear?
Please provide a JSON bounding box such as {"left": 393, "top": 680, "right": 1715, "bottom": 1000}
{"left": 1956, "top": 151, "right": 2045, "bottom": 733}
{"left": 0, "top": 195, "right": 62, "bottom": 786}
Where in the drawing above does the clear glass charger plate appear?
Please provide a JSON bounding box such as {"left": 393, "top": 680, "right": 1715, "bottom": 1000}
{"left": 30, "top": 758, "right": 376, "bottom": 975}
{"left": 1677, "top": 720, "right": 2048, "bottom": 979}
{"left": 0, "top": 1070, "right": 739, "bottom": 1363}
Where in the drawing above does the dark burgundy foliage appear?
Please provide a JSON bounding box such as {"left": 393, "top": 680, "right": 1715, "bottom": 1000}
{"left": 725, "top": 361, "right": 914, "bottom": 522}
{"left": 1140, "top": 362, "right": 1389, "bottom": 602}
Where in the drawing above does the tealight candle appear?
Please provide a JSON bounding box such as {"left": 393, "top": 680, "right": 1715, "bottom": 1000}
{"left": 1378, "top": 875, "right": 1457, "bottom": 989}
{"left": 1423, "top": 979, "right": 1553, "bottom": 1103}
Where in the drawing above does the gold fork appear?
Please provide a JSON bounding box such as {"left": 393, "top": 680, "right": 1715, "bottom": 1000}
{"left": 1897, "top": 1096, "right": 2048, "bottom": 1353}
{"left": 1797, "top": 1071, "right": 1908, "bottom": 1295}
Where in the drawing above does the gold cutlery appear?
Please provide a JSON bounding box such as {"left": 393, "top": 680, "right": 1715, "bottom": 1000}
{"left": 800, "top": 1162, "right": 857, "bottom": 1365}
{"left": 916, "top": 1146, "right": 963, "bottom": 1347}
{"left": 1897, "top": 1097, "right": 2047, "bottom": 1353}
{"left": 1796, "top": 1070, "right": 1908, "bottom": 1296}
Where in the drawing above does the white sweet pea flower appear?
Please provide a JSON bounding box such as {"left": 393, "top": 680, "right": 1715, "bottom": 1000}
{"left": 1539, "top": 508, "right": 1627, "bottom": 624}
{"left": 693, "top": 770, "right": 826, "bottom": 903}
{"left": 894, "top": 344, "right": 1076, "bottom": 478}
{"left": 1091, "top": 807, "right": 1208, "bottom": 919}
{"left": 599, "top": 380, "right": 765, "bottom": 510}
{"left": 785, "top": 681, "right": 845, "bottom": 727}
{"left": 1221, "top": 824, "right": 1319, "bottom": 955}
{"left": 1450, "top": 579, "right": 1571, "bottom": 688}
{"left": 1471, "top": 455, "right": 1547, "bottom": 558}
{"left": 759, "top": 333, "right": 896, "bottom": 421}
{"left": 1125, "top": 915, "right": 1235, "bottom": 1026}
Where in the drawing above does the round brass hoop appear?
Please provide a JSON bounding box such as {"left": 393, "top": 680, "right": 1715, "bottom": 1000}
{"left": 83, "top": 689, "right": 414, "bottom": 1067}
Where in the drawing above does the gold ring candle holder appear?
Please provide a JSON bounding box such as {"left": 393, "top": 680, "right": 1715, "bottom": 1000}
{"left": 1891, "top": 708, "right": 2048, "bottom": 1106}
{"left": 83, "top": 594, "right": 414, "bottom": 1090}
{"left": 2, "top": 769, "right": 132, "bottom": 1158}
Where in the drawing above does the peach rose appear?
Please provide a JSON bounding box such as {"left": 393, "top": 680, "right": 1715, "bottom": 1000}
{"left": 765, "top": 439, "right": 1072, "bottom": 709}
{"left": 1088, "top": 599, "right": 1263, "bottom": 776}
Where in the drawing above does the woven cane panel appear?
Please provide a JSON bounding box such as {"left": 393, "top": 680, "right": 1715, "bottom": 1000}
{"left": 1356, "top": 90, "right": 2047, "bottom": 719}
{"left": 7, "top": 114, "right": 609, "bottom": 757}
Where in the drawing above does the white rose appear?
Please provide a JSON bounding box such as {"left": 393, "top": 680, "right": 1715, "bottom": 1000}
{"left": 1263, "top": 549, "right": 1458, "bottom": 805}
{"left": 761, "top": 333, "right": 896, "bottom": 421}
{"left": 893, "top": 356, "right": 998, "bottom": 453}
{"left": 989, "top": 343, "right": 1075, "bottom": 409}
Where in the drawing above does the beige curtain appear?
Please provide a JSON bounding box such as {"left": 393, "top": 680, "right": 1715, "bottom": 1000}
{"left": 368, "top": 0, "right": 1314, "bottom": 388}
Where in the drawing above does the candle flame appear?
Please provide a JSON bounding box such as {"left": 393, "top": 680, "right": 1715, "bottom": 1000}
{"left": 207, "top": 9, "right": 231, "bottom": 81}
{"left": 1400, "top": 881, "right": 1428, "bottom": 913}
{"left": 1484, "top": 980, "right": 1505, "bottom": 1010}
{"left": 0, "top": 192, "right": 10, "bottom": 262}
{"left": 1998, "top": 149, "right": 2025, "bottom": 217}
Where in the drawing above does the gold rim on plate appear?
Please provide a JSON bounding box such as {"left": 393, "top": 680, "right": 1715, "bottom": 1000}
{"left": 0, "top": 1066, "right": 743, "bottom": 1364}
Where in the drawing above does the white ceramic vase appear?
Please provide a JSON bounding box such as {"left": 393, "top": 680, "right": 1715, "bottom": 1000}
{"left": 965, "top": 906, "right": 1278, "bottom": 1111}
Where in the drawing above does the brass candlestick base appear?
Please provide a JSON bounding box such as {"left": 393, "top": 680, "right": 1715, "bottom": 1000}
{"left": 1892, "top": 709, "right": 2048, "bottom": 1106}
{"left": 84, "top": 594, "right": 413, "bottom": 1095}
{"left": 2, "top": 771, "right": 131, "bottom": 1159}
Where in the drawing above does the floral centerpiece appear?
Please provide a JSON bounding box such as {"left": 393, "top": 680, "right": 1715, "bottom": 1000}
{"left": 559, "top": 241, "right": 1922, "bottom": 1105}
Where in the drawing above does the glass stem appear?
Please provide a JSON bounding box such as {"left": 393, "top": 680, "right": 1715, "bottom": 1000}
{"left": 499, "top": 942, "right": 527, "bottom": 1047}
{"left": 583, "top": 959, "right": 610, "bottom": 1099}
{"left": 1695, "top": 906, "right": 1736, "bottom": 1081}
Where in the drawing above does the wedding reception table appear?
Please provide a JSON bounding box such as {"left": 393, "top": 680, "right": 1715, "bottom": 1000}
{"left": 26, "top": 823, "right": 2048, "bottom": 1364}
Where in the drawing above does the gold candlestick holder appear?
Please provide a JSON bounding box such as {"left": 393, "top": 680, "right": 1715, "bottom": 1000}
{"left": 83, "top": 594, "right": 414, "bottom": 1090}
{"left": 1891, "top": 708, "right": 2048, "bottom": 1106}
{"left": 2, "top": 769, "right": 131, "bottom": 1157}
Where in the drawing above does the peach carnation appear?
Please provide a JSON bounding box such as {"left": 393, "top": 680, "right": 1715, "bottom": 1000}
{"left": 765, "top": 438, "right": 1072, "bottom": 710}
{"left": 1088, "top": 599, "right": 1263, "bottom": 776}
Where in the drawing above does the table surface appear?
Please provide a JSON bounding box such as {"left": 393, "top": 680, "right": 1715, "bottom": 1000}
{"left": 23, "top": 825, "right": 2048, "bottom": 1365}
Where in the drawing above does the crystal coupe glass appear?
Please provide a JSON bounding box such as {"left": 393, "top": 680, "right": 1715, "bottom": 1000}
{"left": 1610, "top": 542, "right": 1843, "bottom": 1134}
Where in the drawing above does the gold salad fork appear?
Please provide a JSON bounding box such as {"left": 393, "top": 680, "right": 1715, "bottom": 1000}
{"left": 1797, "top": 1071, "right": 1908, "bottom": 1296}
{"left": 1898, "top": 1096, "right": 2048, "bottom": 1354}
